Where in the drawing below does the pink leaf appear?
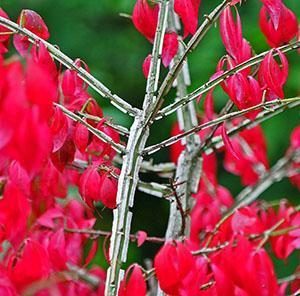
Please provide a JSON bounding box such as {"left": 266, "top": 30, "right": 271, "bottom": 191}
{"left": 84, "top": 240, "right": 99, "bottom": 267}
{"left": 13, "top": 10, "right": 50, "bottom": 56}
{"left": 132, "top": 0, "right": 159, "bottom": 42}
{"left": 162, "top": 32, "right": 179, "bottom": 67}
{"left": 79, "top": 165, "right": 102, "bottom": 208}
{"left": 119, "top": 264, "right": 147, "bottom": 296}
{"left": 174, "top": 0, "right": 201, "bottom": 37}
{"left": 74, "top": 122, "right": 90, "bottom": 153}
{"left": 222, "top": 122, "right": 240, "bottom": 160}
{"left": 136, "top": 231, "right": 148, "bottom": 247}
{"left": 48, "top": 228, "right": 67, "bottom": 270}
{"left": 142, "top": 54, "right": 151, "bottom": 78}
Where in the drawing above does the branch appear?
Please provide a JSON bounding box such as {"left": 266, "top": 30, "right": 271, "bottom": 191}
{"left": 77, "top": 111, "right": 129, "bottom": 136}
{"left": 143, "top": 97, "right": 300, "bottom": 155}
{"left": 161, "top": 2, "right": 201, "bottom": 247}
{"left": 278, "top": 273, "right": 300, "bottom": 285}
{"left": 114, "top": 156, "right": 176, "bottom": 176}
{"left": 147, "top": 0, "right": 230, "bottom": 124}
{"left": 105, "top": 1, "right": 170, "bottom": 294}
{"left": 138, "top": 180, "right": 173, "bottom": 198}
{"left": 192, "top": 223, "right": 300, "bottom": 256}
{"left": 65, "top": 228, "right": 165, "bottom": 244}
{"left": 0, "top": 16, "right": 139, "bottom": 116}
{"left": 67, "top": 264, "right": 100, "bottom": 288}
{"left": 201, "top": 99, "right": 300, "bottom": 155}
{"left": 55, "top": 103, "right": 126, "bottom": 154}
{"left": 170, "top": 179, "right": 187, "bottom": 237}
{"left": 157, "top": 41, "right": 300, "bottom": 118}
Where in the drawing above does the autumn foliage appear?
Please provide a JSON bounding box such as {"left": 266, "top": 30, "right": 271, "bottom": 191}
{"left": 0, "top": 0, "right": 299, "bottom": 295}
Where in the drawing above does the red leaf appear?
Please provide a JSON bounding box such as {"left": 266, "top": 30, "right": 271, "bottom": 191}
{"left": 154, "top": 242, "right": 195, "bottom": 295}
{"left": 119, "top": 264, "right": 147, "bottom": 296}
{"left": 84, "top": 239, "right": 98, "bottom": 267}
{"left": 174, "top": 0, "right": 201, "bottom": 37}
{"left": 258, "top": 49, "right": 288, "bottom": 99}
{"left": 79, "top": 165, "right": 101, "bottom": 208}
{"left": 74, "top": 122, "right": 90, "bottom": 153}
{"left": 25, "top": 58, "right": 58, "bottom": 121}
{"left": 99, "top": 173, "right": 117, "bottom": 209}
{"left": 136, "top": 231, "right": 148, "bottom": 247}
{"left": 12, "top": 107, "right": 52, "bottom": 174}
{"left": 132, "top": 0, "right": 159, "bottom": 42}
{"left": 8, "top": 161, "right": 30, "bottom": 195}
{"left": 49, "top": 107, "right": 69, "bottom": 153}
{"left": 221, "top": 123, "right": 240, "bottom": 160}
{"left": 142, "top": 54, "right": 151, "bottom": 78}
{"left": 162, "top": 32, "right": 179, "bottom": 67}
{"left": 39, "top": 160, "right": 67, "bottom": 199}
{"left": 51, "top": 134, "right": 76, "bottom": 172}
{"left": 0, "top": 8, "right": 11, "bottom": 43}
{"left": 85, "top": 99, "right": 103, "bottom": 124}
{"left": 220, "top": 7, "right": 251, "bottom": 64}
{"left": 259, "top": 2, "right": 298, "bottom": 47}
{"left": 0, "top": 181, "right": 31, "bottom": 247}
{"left": 48, "top": 228, "right": 67, "bottom": 270}
{"left": 36, "top": 208, "right": 63, "bottom": 228}
{"left": 31, "top": 42, "right": 58, "bottom": 85}
{"left": 204, "top": 90, "right": 215, "bottom": 121}
{"left": 13, "top": 10, "right": 50, "bottom": 56}
{"left": 8, "top": 240, "right": 50, "bottom": 291}
{"left": 290, "top": 126, "right": 300, "bottom": 150}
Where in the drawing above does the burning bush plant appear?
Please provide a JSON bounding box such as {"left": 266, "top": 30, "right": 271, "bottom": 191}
{"left": 0, "top": 0, "right": 299, "bottom": 295}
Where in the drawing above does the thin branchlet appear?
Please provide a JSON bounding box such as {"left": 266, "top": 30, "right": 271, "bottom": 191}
{"left": 143, "top": 97, "right": 300, "bottom": 155}
{"left": 55, "top": 103, "right": 127, "bottom": 154}
{"left": 157, "top": 41, "right": 300, "bottom": 119}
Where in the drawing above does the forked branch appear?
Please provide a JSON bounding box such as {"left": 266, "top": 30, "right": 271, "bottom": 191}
{"left": 157, "top": 41, "right": 300, "bottom": 118}
{"left": 144, "top": 97, "right": 300, "bottom": 155}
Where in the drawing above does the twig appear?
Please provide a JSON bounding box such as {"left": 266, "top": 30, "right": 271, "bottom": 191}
{"left": 201, "top": 100, "right": 300, "bottom": 155}
{"left": 157, "top": 41, "right": 300, "bottom": 118}
{"left": 192, "top": 224, "right": 300, "bottom": 256}
{"left": 278, "top": 273, "right": 300, "bottom": 285}
{"left": 256, "top": 219, "right": 285, "bottom": 249}
{"left": 77, "top": 111, "right": 129, "bottom": 136}
{"left": 143, "top": 97, "right": 300, "bottom": 155}
{"left": 200, "top": 281, "right": 215, "bottom": 290}
{"left": 55, "top": 103, "right": 126, "bottom": 154}
{"left": 192, "top": 241, "right": 230, "bottom": 255}
{"left": 65, "top": 228, "right": 165, "bottom": 244}
{"left": 0, "top": 16, "right": 139, "bottom": 116}
{"left": 114, "top": 156, "right": 176, "bottom": 175}
{"left": 144, "top": 259, "right": 157, "bottom": 296}
{"left": 67, "top": 263, "right": 100, "bottom": 288}
{"left": 138, "top": 180, "right": 173, "bottom": 198}
{"left": 235, "top": 150, "right": 300, "bottom": 203}
{"left": 170, "top": 179, "right": 187, "bottom": 237}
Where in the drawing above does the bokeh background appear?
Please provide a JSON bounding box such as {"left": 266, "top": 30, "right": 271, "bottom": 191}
{"left": 3, "top": 0, "right": 299, "bottom": 278}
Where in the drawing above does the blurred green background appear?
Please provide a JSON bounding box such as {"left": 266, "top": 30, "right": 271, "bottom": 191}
{"left": 3, "top": 0, "right": 299, "bottom": 277}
